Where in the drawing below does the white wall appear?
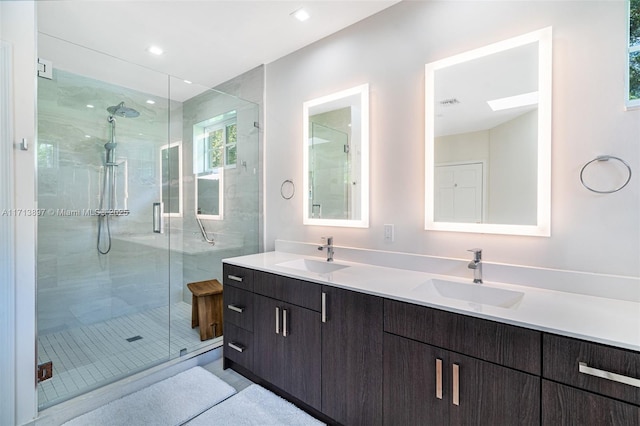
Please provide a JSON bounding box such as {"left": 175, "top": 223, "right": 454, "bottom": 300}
{"left": 488, "top": 110, "right": 538, "bottom": 225}
{"left": 265, "top": 1, "right": 640, "bottom": 277}
{"left": 1, "top": 1, "right": 38, "bottom": 424}
{"left": 0, "top": 36, "right": 17, "bottom": 426}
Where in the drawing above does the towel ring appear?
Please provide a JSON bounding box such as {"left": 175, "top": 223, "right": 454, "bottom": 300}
{"left": 280, "top": 179, "right": 295, "bottom": 200}
{"left": 580, "top": 155, "right": 632, "bottom": 194}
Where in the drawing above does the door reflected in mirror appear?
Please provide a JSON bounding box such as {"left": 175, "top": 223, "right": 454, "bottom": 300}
{"left": 303, "top": 84, "right": 369, "bottom": 227}
{"left": 425, "top": 27, "right": 552, "bottom": 236}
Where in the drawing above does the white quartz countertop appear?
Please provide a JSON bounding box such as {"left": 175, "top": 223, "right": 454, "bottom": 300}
{"left": 223, "top": 251, "right": 640, "bottom": 352}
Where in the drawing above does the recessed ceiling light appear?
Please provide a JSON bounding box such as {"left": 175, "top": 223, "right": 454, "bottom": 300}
{"left": 86, "top": 104, "right": 94, "bottom": 108}
{"left": 85, "top": 135, "right": 91, "bottom": 138}
{"left": 146, "top": 99, "right": 156, "bottom": 105}
{"left": 291, "top": 8, "right": 310, "bottom": 22}
{"left": 487, "top": 91, "right": 538, "bottom": 111}
{"left": 147, "top": 45, "right": 164, "bottom": 56}
{"left": 184, "top": 80, "right": 193, "bottom": 85}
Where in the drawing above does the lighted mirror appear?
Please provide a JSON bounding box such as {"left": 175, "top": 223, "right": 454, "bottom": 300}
{"left": 196, "top": 169, "right": 223, "bottom": 220}
{"left": 303, "top": 84, "right": 369, "bottom": 227}
{"left": 160, "top": 142, "right": 182, "bottom": 216}
{"left": 425, "top": 27, "right": 552, "bottom": 236}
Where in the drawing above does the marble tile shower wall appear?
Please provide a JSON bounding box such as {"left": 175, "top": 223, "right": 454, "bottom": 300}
{"left": 37, "top": 69, "right": 183, "bottom": 335}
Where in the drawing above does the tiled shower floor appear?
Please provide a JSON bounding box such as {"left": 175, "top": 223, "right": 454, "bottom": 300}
{"left": 37, "top": 301, "right": 217, "bottom": 408}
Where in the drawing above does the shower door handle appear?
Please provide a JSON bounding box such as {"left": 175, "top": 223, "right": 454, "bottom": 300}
{"left": 153, "top": 202, "right": 163, "bottom": 233}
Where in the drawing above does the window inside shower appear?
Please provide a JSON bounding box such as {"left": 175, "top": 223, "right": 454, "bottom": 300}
{"left": 36, "top": 34, "right": 260, "bottom": 409}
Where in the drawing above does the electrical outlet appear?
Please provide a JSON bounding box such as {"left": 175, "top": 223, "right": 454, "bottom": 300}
{"left": 384, "top": 224, "right": 394, "bottom": 242}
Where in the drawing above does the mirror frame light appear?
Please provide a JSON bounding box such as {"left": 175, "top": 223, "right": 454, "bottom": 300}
{"left": 160, "top": 141, "right": 183, "bottom": 217}
{"left": 195, "top": 168, "right": 224, "bottom": 220}
{"left": 302, "top": 83, "right": 370, "bottom": 228}
{"left": 425, "top": 27, "right": 552, "bottom": 237}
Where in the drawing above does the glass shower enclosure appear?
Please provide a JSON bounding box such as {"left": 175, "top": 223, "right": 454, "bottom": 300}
{"left": 36, "top": 34, "right": 259, "bottom": 408}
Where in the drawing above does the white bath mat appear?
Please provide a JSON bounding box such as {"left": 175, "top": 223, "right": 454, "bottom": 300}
{"left": 63, "top": 366, "right": 236, "bottom": 426}
{"left": 185, "top": 384, "right": 325, "bottom": 426}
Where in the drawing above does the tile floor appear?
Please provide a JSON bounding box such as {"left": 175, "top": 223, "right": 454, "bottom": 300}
{"left": 37, "top": 301, "right": 216, "bottom": 408}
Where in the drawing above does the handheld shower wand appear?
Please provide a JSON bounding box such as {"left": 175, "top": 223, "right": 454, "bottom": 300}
{"left": 97, "top": 102, "right": 139, "bottom": 255}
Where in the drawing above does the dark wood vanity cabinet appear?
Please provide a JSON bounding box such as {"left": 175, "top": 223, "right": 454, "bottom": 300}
{"left": 541, "top": 334, "right": 640, "bottom": 425}
{"left": 224, "top": 262, "right": 640, "bottom": 426}
{"left": 320, "top": 285, "right": 383, "bottom": 426}
{"left": 383, "top": 299, "right": 541, "bottom": 426}
{"left": 223, "top": 265, "right": 383, "bottom": 424}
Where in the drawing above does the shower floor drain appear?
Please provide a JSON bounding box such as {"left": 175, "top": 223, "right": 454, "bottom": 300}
{"left": 126, "top": 335, "right": 143, "bottom": 342}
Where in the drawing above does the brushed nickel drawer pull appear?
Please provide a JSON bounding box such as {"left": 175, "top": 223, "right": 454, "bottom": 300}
{"left": 227, "top": 304, "right": 244, "bottom": 313}
{"left": 579, "top": 362, "right": 640, "bottom": 388}
{"left": 275, "top": 307, "right": 280, "bottom": 334}
{"left": 228, "top": 342, "right": 245, "bottom": 353}
{"left": 452, "top": 363, "right": 460, "bottom": 406}
{"left": 228, "top": 274, "right": 243, "bottom": 282}
{"left": 283, "top": 309, "right": 288, "bottom": 337}
{"left": 436, "top": 358, "right": 443, "bottom": 400}
{"left": 321, "top": 292, "right": 327, "bottom": 323}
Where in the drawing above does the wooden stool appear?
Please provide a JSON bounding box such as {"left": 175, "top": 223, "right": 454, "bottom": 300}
{"left": 187, "top": 279, "right": 223, "bottom": 341}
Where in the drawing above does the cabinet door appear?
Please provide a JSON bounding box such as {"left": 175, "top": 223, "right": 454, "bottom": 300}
{"left": 542, "top": 380, "right": 640, "bottom": 425}
{"left": 253, "top": 294, "right": 284, "bottom": 389}
{"left": 449, "top": 351, "right": 540, "bottom": 426}
{"left": 253, "top": 294, "right": 321, "bottom": 411}
{"left": 383, "top": 333, "right": 449, "bottom": 425}
{"left": 322, "top": 286, "right": 383, "bottom": 426}
{"left": 281, "top": 303, "right": 322, "bottom": 410}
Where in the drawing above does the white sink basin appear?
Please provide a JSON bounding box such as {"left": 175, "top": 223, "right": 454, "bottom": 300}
{"left": 276, "top": 258, "right": 350, "bottom": 274}
{"left": 414, "top": 279, "right": 524, "bottom": 309}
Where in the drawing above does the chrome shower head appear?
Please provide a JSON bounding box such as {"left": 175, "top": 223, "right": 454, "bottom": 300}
{"left": 107, "top": 101, "right": 140, "bottom": 118}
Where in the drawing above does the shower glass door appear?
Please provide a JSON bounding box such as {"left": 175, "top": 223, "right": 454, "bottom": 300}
{"left": 36, "top": 33, "right": 261, "bottom": 410}
{"left": 36, "top": 34, "right": 175, "bottom": 409}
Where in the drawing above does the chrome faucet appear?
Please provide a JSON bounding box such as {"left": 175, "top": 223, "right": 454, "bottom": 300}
{"left": 467, "top": 248, "right": 483, "bottom": 284}
{"left": 318, "top": 236, "right": 334, "bottom": 262}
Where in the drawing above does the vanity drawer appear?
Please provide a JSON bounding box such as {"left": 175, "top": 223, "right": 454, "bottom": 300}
{"left": 224, "top": 285, "right": 253, "bottom": 332}
{"left": 384, "top": 299, "right": 541, "bottom": 374}
{"left": 542, "top": 380, "right": 640, "bottom": 425}
{"left": 223, "top": 264, "right": 254, "bottom": 292}
{"left": 224, "top": 323, "right": 253, "bottom": 371}
{"left": 253, "top": 271, "right": 322, "bottom": 312}
{"left": 543, "top": 333, "right": 640, "bottom": 405}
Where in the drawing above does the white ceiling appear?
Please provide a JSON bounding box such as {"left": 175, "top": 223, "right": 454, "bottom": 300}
{"left": 37, "top": 0, "right": 400, "bottom": 101}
